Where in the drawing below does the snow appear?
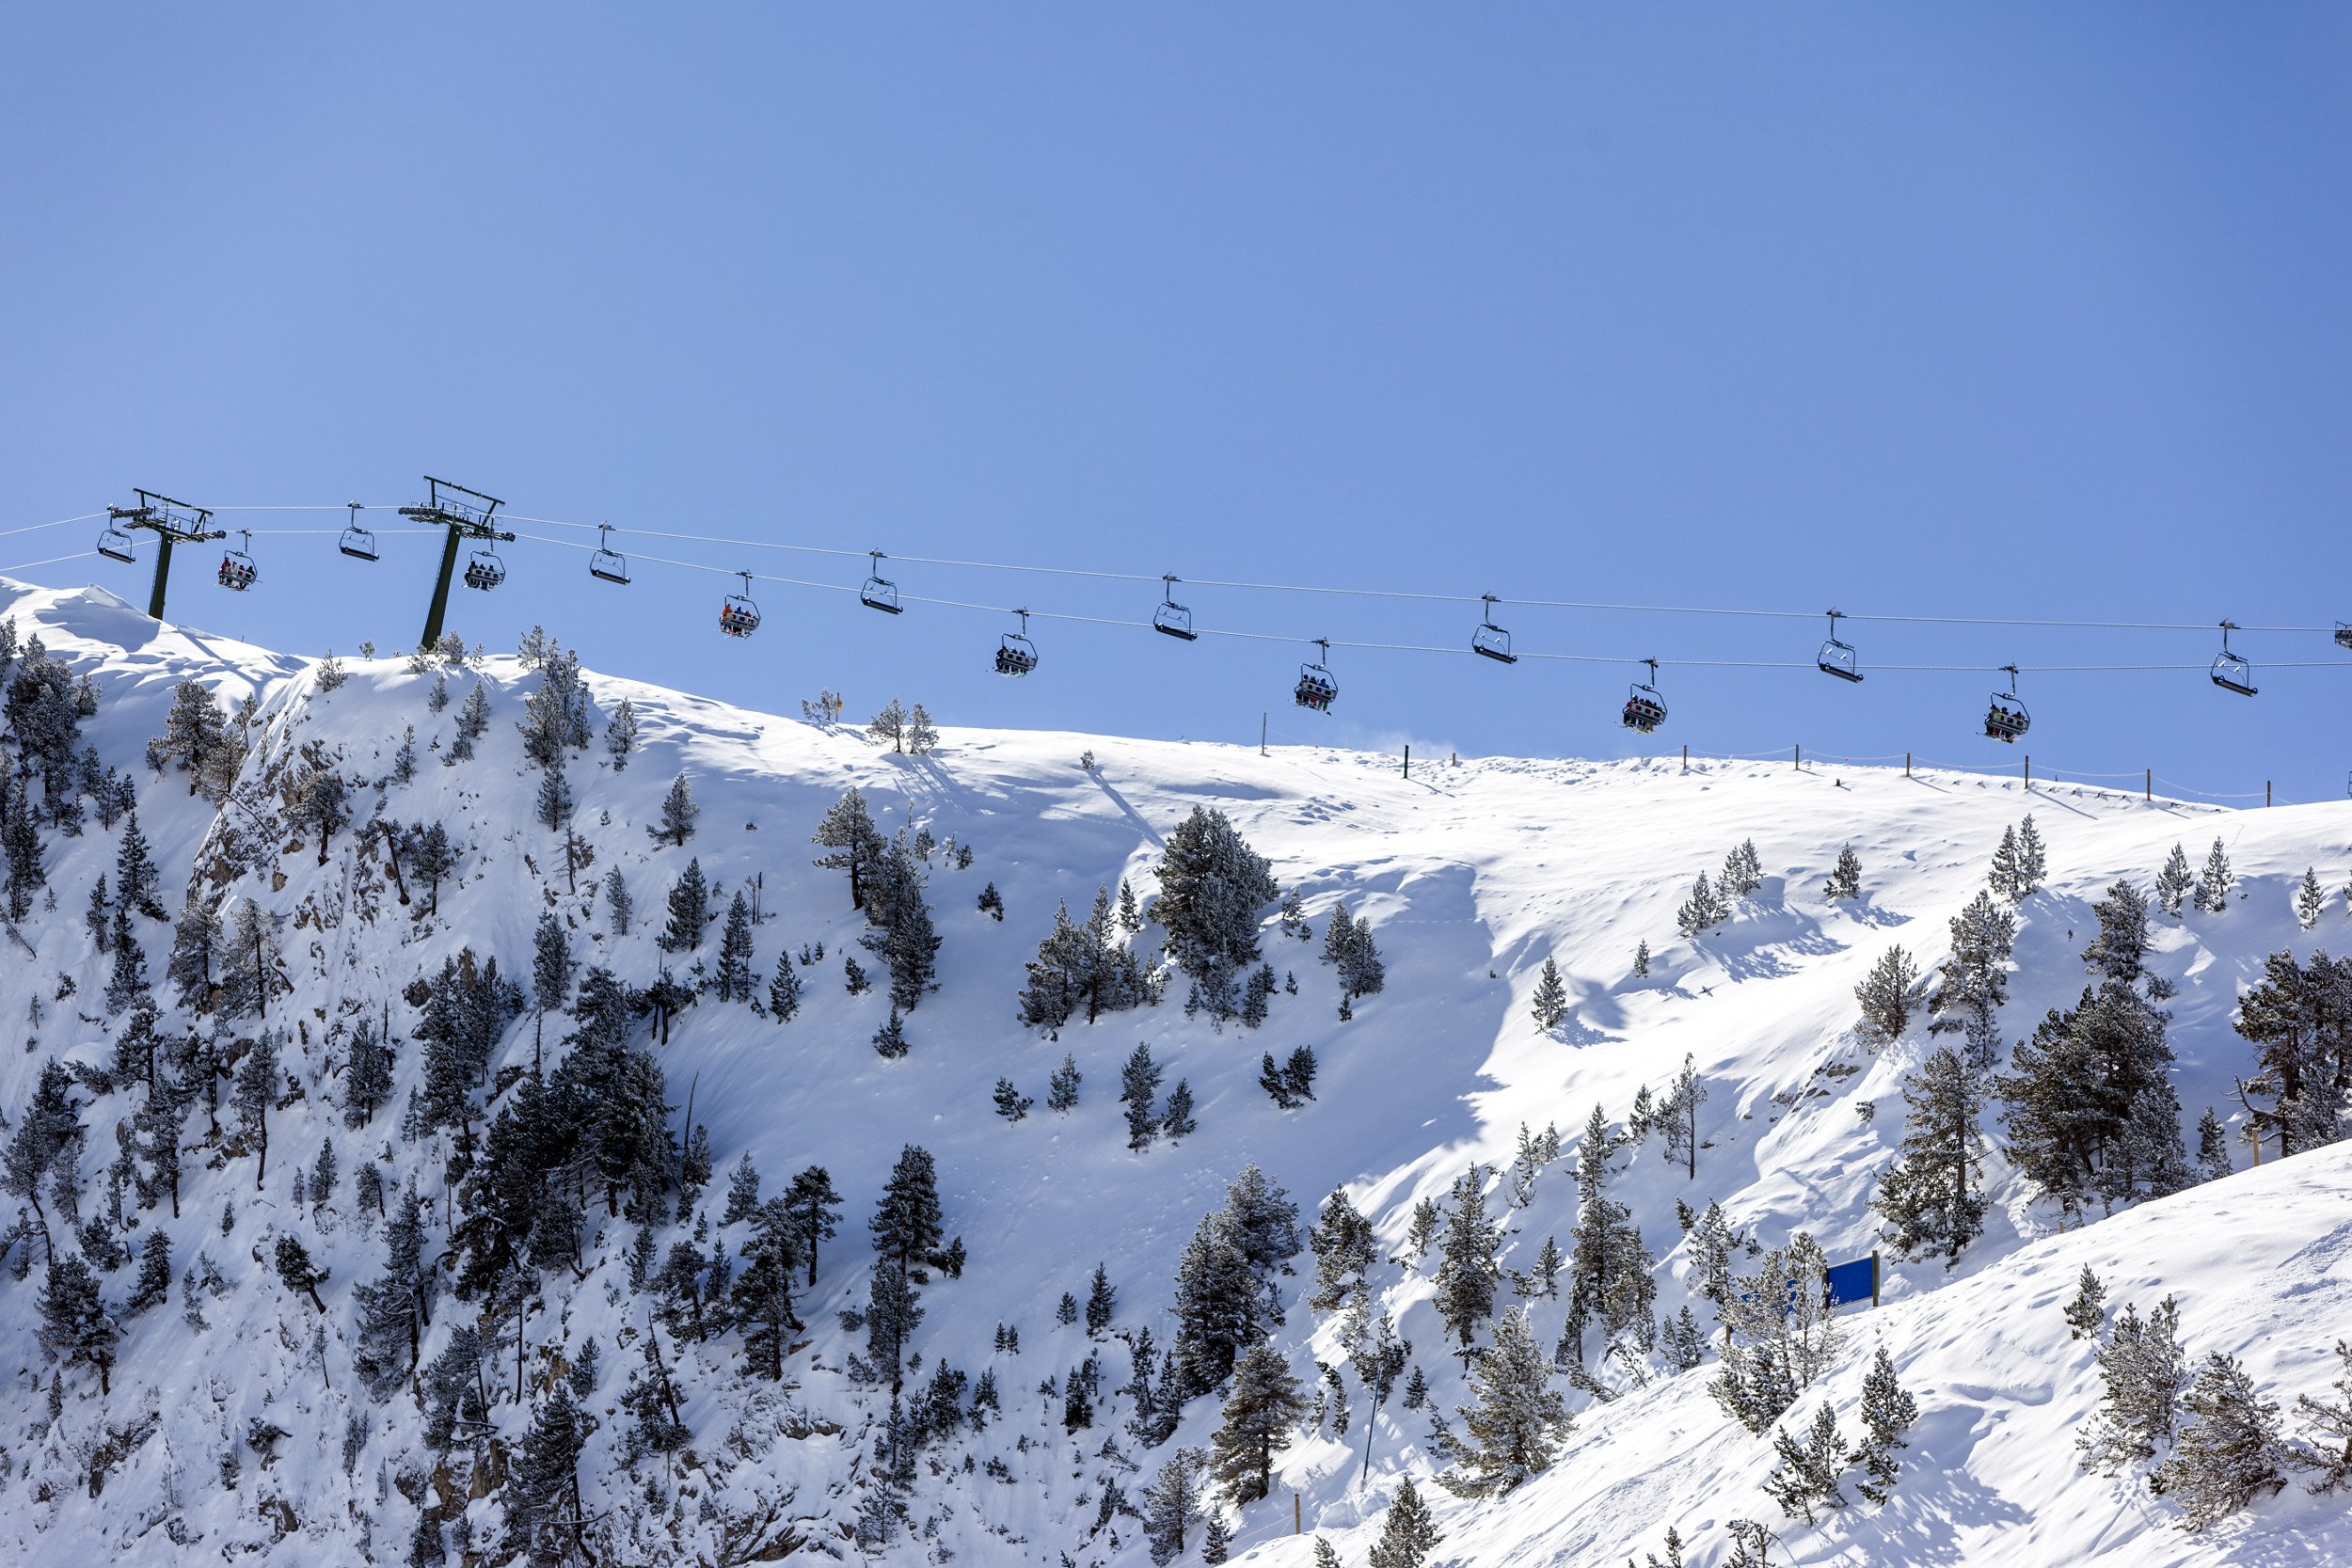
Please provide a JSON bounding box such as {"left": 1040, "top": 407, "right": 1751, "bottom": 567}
{"left": 0, "top": 573, "right": 2341, "bottom": 1564}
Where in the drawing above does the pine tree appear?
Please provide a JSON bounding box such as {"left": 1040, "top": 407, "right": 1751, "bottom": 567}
{"left": 504, "top": 1385, "right": 587, "bottom": 1562}
{"left": 650, "top": 771, "right": 700, "bottom": 847}
{"left": 2292, "top": 1340, "right": 2352, "bottom": 1495}
{"left": 532, "top": 760, "right": 573, "bottom": 835}
{"left": 532, "top": 909, "right": 574, "bottom": 1025}
{"left": 767, "top": 946, "right": 803, "bottom": 1021}
{"left": 1929, "top": 889, "right": 2018, "bottom": 1067}
{"left": 731, "top": 1200, "right": 803, "bottom": 1381}
{"left": 2195, "top": 837, "right": 2233, "bottom": 913}
{"left": 604, "top": 696, "right": 638, "bottom": 770}
{"left": 1708, "top": 1234, "right": 1843, "bottom": 1433}
{"left": 2153, "top": 1353, "right": 2288, "bottom": 1529}
{"left": 785, "top": 1166, "right": 843, "bottom": 1288}
{"left": 84, "top": 875, "right": 112, "bottom": 952}
{"left": 2015, "top": 815, "right": 2048, "bottom": 895}
{"left": 603, "top": 866, "right": 631, "bottom": 935}
{"left": 274, "top": 1235, "right": 329, "bottom": 1312}
{"left": 993, "top": 1078, "right": 1033, "bottom": 1122}
{"left": 872, "top": 1006, "right": 908, "bottom": 1058}
{"left": 1660, "top": 1053, "right": 1707, "bottom": 1180}
{"left": 723, "top": 1152, "right": 763, "bottom": 1224}
{"left": 37, "top": 1253, "right": 118, "bottom": 1392}
{"left": 977, "top": 880, "right": 1003, "bottom": 920}
{"left": 233, "top": 1029, "right": 279, "bottom": 1190}
{"left": 1200, "top": 1512, "right": 1232, "bottom": 1565}
{"left": 2195, "top": 1107, "right": 2233, "bottom": 1182}
{"left": 1153, "top": 805, "right": 1279, "bottom": 1006}
{"left": 2154, "top": 842, "right": 2194, "bottom": 916}
{"left": 1873, "top": 1045, "right": 1987, "bottom": 1265}
{"left": 1209, "top": 1342, "right": 1309, "bottom": 1505}
{"left": 2065, "top": 1264, "right": 2108, "bottom": 1341}
{"left": 2298, "top": 867, "right": 2328, "bottom": 931}
{"left": 1854, "top": 1347, "right": 1918, "bottom": 1503}
{"left": 1434, "top": 1166, "right": 1501, "bottom": 1360}
{"left": 115, "top": 810, "right": 165, "bottom": 919}
{"left": 451, "top": 681, "right": 491, "bottom": 761}
{"left": 1312, "top": 1537, "right": 1343, "bottom": 1568}
{"left": 1437, "top": 1305, "right": 1570, "bottom": 1497}
{"left": 2077, "top": 1295, "right": 2189, "bottom": 1475}
{"left": 1308, "top": 1188, "right": 1377, "bottom": 1313}
{"left": 1047, "top": 1053, "right": 1082, "bottom": 1114}
{"left": 1825, "top": 843, "right": 1863, "bottom": 900}
{"left": 1854, "top": 945, "right": 1922, "bottom": 1047}
{"left": 406, "top": 820, "right": 456, "bottom": 915}
{"left": 1762, "top": 1403, "right": 1850, "bottom": 1525}
{"left": 128, "top": 1227, "right": 172, "bottom": 1314}
{"left": 715, "top": 891, "right": 755, "bottom": 1002}
{"left": 1530, "top": 958, "right": 1567, "bottom": 1032}
{"left": 1120, "top": 1042, "right": 1164, "bottom": 1150}
{"left": 659, "top": 857, "right": 709, "bottom": 952}
{"left": 1143, "top": 1446, "right": 1208, "bottom": 1566}
{"left": 103, "top": 905, "right": 149, "bottom": 1013}
{"left": 1633, "top": 939, "right": 1650, "bottom": 977}
{"left": 868, "top": 698, "right": 908, "bottom": 752}
{"left": 1721, "top": 838, "right": 1764, "bottom": 898}
{"left": 1164, "top": 1078, "right": 1199, "bottom": 1140}
{"left": 1676, "top": 872, "right": 1725, "bottom": 936}
{"left": 1366, "top": 1474, "right": 1442, "bottom": 1568}
{"left": 905, "top": 702, "right": 939, "bottom": 754}
{"left": 812, "top": 786, "right": 885, "bottom": 909}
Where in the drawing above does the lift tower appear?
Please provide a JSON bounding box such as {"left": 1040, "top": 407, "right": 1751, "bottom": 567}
{"left": 399, "top": 477, "right": 512, "bottom": 651}
{"left": 107, "top": 490, "right": 225, "bottom": 621}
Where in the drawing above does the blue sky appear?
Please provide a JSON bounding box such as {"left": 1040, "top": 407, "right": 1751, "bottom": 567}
{"left": 4, "top": 6, "right": 2347, "bottom": 801}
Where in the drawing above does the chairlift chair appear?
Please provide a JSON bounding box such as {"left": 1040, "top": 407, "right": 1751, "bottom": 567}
{"left": 1294, "top": 639, "right": 1338, "bottom": 713}
{"left": 337, "top": 502, "right": 379, "bottom": 562}
{"left": 462, "top": 542, "right": 506, "bottom": 591}
{"left": 217, "top": 530, "right": 259, "bottom": 592}
{"left": 2336, "top": 622, "right": 2352, "bottom": 652}
{"left": 2209, "top": 620, "right": 2256, "bottom": 697}
{"left": 720, "top": 572, "right": 761, "bottom": 639}
{"left": 1983, "top": 664, "right": 2030, "bottom": 743}
{"left": 1471, "top": 594, "right": 1517, "bottom": 665}
{"left": 1622, "top": 658, "right": 1667, "bottom": 733}
{"left": 1152, "top": 574, "right": 1198, "bottom": 641}
{"left": 859, "top": 549, "right": 903, "bottom": 614}
{"left": 1817, "top": 610, "right": 1862, "bottom": 683}
{"left": 995, "top": 610, "right": 1039, "bottom": 676}
{"left": 589, "top": 523, "right": 630, "bottom": 586}
{"left": 96, "top": 524, "right": 136, "bottom": 564}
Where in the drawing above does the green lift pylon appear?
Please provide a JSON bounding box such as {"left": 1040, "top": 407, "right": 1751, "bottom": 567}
{"left": 107, "top": 490, "right": 224, "bottom": 620}
{"left": 399, "top": 476, "right": 512, "bottom": 651}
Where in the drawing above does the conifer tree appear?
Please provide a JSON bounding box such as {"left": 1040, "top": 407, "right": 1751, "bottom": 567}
{"left": 2077, "top": 1295, "right": 2189, "bottom": 1475}
{"left": 767, "top": 946, "right": 803, "bottom": 1021}
{"left": 1087, "top": 1261, "right": 1117, "bottom": 1336}
{"left": 905, "top": 702, "right": 939, "bottom": 754}
{"left": 872, "top": 1006, "right": 908, "bottom": 1058}
{"left": 715, "top": 890, "right": 755, "bottom": 1002}
{"left": 2195, "top": 1107, "right": 2233, "bottom": 1182}
{"left": 36, "top": 1252, "right": 118, "bottom": 1393}
{"left": 86, "top": 875, "right": 111, "bottom": 951}
{"left": 1163, "top": 1078, "right": 1198, "bottom": 1140}
{"left": 1437, "top": 1305, "right": 1570, "bottom": 1497}
{"left": 1660, "top": 1053, "right": 1707, "bottom": 1179}
{"left": 2195, "top": 837, "right": 2233, "bottom": 913}
{"left": 1530, "top": 958, "right": 1567, "bottom": 1032}
{"left": 1676, "top": 872, "right": 1725, "bottom": 937}
{"left": 1143, "top": 1447, "right": 1208, "bottom": 1566}
{"left": 993, "top": 1077, "right": 1033, "bottom": 1122}
{"left": 2292, "top": 1340, "right": 2352, "bottom": 1495}
{"left": 504, "top": 1384, "right": 588, "bottom": 1562}
{"left": 812, "top": 786, "right": 885, "bottom": 909}
{"left": 1209, "top": 1342, "right": 1309, "bottom": 1506}
{"left": 1763, "top": 1404, "right": 1850, "bottom": 1525}
{"left": 867, "top": 698, "right": 908, "bottom": 752}
{"left": 1434, "top": 1166, "right": 1501, "bottom": 1361}
{"left": 1120, "top": 1042, "right": 1164, "bottom": 1150}
{"left": 732, "top": 1200, "right": 803, "bottom": 1381}
{"left": 1633, "top": 939, "right": 1650, "bottom": 977}
{"left": 658, "top": 858, "right": 709, "bottom": 952}
{"left": 1854, "top": 1347, "right": 1918, "bottom": 1503}
{"left": 1854, "top": 945, "right": 1922, "bottom": 1048}
{"left": 1929, "top": 890, "right": 2017, "bottom": 1067}
{"left": 603, "top": 866, "right": 631, "bottom": 936}
{"left": 1308, "top": 1188, "right": 1377, "bottom": 1314}
{"left": 2298, "top": 866, "right": 2328, "bottom": 930}
{"left": 604, "top": 696, "right": 637, "bottom": 770}
{"left": 115, "top": 810, "right": 165, "bottom": 919}
{"left": 2153, "top": 1353, "right": 2288, "bottom": 1529}
{"left": 2153, "top": 842, "right": 2194, "bottom": 916}
{"left": 2064, "top": 1264, "right": 2107, "bottom": 1341}
{"left": 1825, "top": 843, "right": 1863, "bottom": 900}
{"left": 785, "top": 1166, "right": 843, "bottom": 1289}
{"left": 274, "top": 1235, "right": 329, "bottom": 1312}
{"left": 103, "top": 905, "right": 149, "bottom": 1013}
{"left": 1153, "top": 805, "right": 1279, "bottom": 1011}
{"left": 650, "top": 771, "right": 700, "bottom": 847}
{"left": 233, "top": 1029, "right": 279, "bottom": 1190}
{"left": 1873, "top": 1045, "right": 1987, "bottom": 1265}
{"left": 405, "top": 820, "right": 456, "bottom": 915}
{"left": 1367, "top": 1474, "right": 1442, "bottom": 1568}
{"left": 1721, "top": 838, "right": 1764, "bottom": 898}
{"left": 1047, "top": 1053, "right": 1082, "bottom": 1114}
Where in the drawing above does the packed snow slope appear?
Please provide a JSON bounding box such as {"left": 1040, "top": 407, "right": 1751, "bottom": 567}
{"left": 0, "top": 576, "right": 2342, "bottom": 1566}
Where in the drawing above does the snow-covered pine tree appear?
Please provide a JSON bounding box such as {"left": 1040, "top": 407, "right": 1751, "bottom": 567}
{"left": 867, "top": 698, "right": 907, "bottom": 752}
{"left": 1120, "top": 1043, "right": 1164, "bottom": 1150}
{"left": 1308, "top": 1188, "right": 1376, "bottom": 1314}
{"left": 871, "top": 1006, "right": 908, "bottom": 1058}
{"left": 905, "top": 702, "right": 939, "bottom": 754}
{"left": 1153, "top": 805, "right": 1278, "bottom": 1015}
{"left": 1208, "top": 1341, "right": 1308, "bottom": 1505}
{"left": 603, "top": 695, "right": 637, "bottom": 770}
{"left": 2077, "top": 1294, "right": 2189, "bottom": 1476}
{"left": 2153, "top": 841, "right": 2194, "bottom": 916}
{"left": 2153, "top": 1352, "right": 2288, "bottom": 1529}
{"left": 2297, "top": 866, "right": 2328, "bottom": 930}
{"left": 603, "top": 865, "right": 630, "bottom": 935}
{"left": 1143, "top": 1446, "right": 1208, "bottom": 1565}
{"left": 1434, "top": 1165, "right": 1501, "bottom": 1361}
{"left": 1721, "top": 838, "right": 1764, "bottom": 899}
{"left": 993, "top": 1078, "right": 1033, "bottom": 1122}
{"left": 2195, "top": 837, "right": 2233, "bottom": 914}
{"left": 1530, "top": 957, "right": 1567, "bottom": 1031}
{"left": 1873, "top": 1045, "right": 1987, "bottom": 1266}
{"left": 36, "top": 1253, "right": 119, "bottom": 1393}
{"left": 1708, "top": 1234, "right": 1843, "bottom": 1432}
{"left": 1435, "top": 1304, "right": 1570, "bottom": 1497}
{"left": 1762, "top": 1403, "right": 1849, "bottom": 1525}
{"left": 2065, "top": 1264, "right": 2108, "bottom": 1341}
{"left": 1928, "top": 890, "right": 2017, "bottom": 1068}
{"left": 1853, "top": 945, "right": 1922, "bottom": 1048}
{"left": 2292, "top": 1340, "right": 2352, "bottom": 1494}
{"left": 1675, "top": 872, "right": 1725, "bottom": 937}
{"left": 116, "top": 810, "right": 165, "bottom": 919}
{"left": 1660, "top": 1053, "right": 1706, "bottom": 1179}
{"left": 2233, "top": 949, "right": 2343, "bottom": 1160}
{"left": 2195, "top": 1107, "right": 2233, "bottom": 1182}
{"left": 1825, "top": 843, "right": 1863, "bottom": 900}
{"left": 784, "top": 1166, "right": 843, "bottom": 1289}
{"left": 1854, "top": 1347, "right": 1918, "bottom": 1503}
{"left": 1366, "top": 1474, "right": 1442, "bottom": 1568}
{"left": 812, "top": 785, "right": 885, "bottom": 910}
{"left": 650, "top": 771, "right": 700, "bottom": 847}
{"left": 1633, "top": 938, "right": 1650, "bottom": 977}
{"left": 767, "top": 946, "right": 802, "bottom": 1021}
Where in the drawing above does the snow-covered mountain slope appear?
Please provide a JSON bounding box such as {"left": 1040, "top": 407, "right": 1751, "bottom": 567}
{"left": 0, "top": 574, "right": 2342, "bottom": 1566}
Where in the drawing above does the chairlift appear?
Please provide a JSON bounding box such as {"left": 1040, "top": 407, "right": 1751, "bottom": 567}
{"left": 1817, "top": 609, "right": 1863, "bottom": 683}
{"left": 217, "top": 530, "right": 258, "bottom": 592}
{"left": 2209, "top": 620, "right": 2256, "bottom": 697}
{"left": 337, "top": 501, "right": 379, "bottom": 562}
{"left": 859, "top": 549, "right": 903, "bottom": 614}
{"left": 1294, "top": 639, "right": 1338, "bottom": 712}
{"left": 1983, "top": 664, "right": 2030, "bottom": 743}
{"left": 995, "top": 609, "right": 1039, "bottom": 677}
{"left": 462, "top": 541, "right": 506, "bottom": 591}
{"left": 1152, "top": 574, "right": 1198, "bottom": 641}
{"left": 2336, "top": 622, "right": 2352, "bottom": 652}
{"left": 589, "top": 523, "right": 630, "bottom": 586}
{"left": 1471, "top": 594, "right": 1517, "bottom": 665}
{"left": 721, "top": 572, "right": 761, "bottom": 639}
{"left": 1622, "top": 658, "right": 1667, "bottom": 733}
{"left": 96, "top": 524, "right": 136, "bottom": 564}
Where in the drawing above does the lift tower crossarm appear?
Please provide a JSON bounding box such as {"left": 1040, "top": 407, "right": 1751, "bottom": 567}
{"left": 110, "top": 489, "right": 223, "bottom": 620}
{"left": 399, "top": 476, "right": 513, "bottom": 651}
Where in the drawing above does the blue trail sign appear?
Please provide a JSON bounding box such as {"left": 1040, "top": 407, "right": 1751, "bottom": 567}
{"left": 1823, "top": 1252, "right": 1880, "bottom": 1310}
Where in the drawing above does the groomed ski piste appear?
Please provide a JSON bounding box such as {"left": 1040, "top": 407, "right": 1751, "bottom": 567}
{"left": 0, "top": 574, "right": 2343, "bottom": 1566}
